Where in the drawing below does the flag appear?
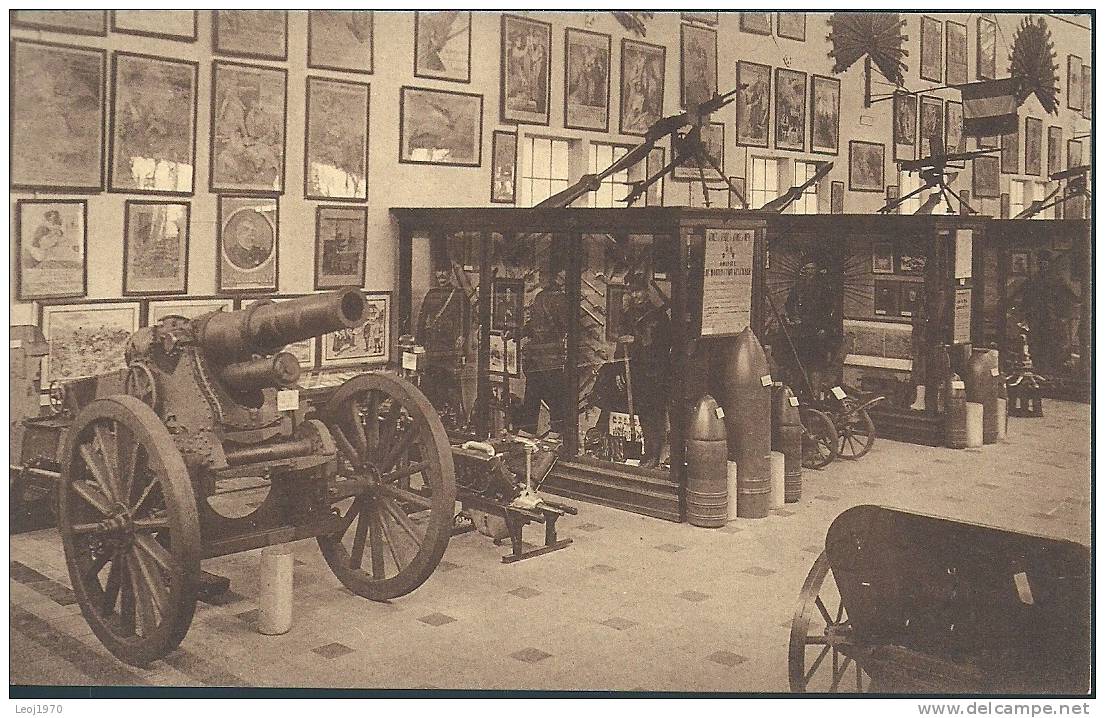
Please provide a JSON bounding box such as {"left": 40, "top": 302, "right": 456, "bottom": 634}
{"left": 958, "top": 79, "right": 1019, "bottom": 137}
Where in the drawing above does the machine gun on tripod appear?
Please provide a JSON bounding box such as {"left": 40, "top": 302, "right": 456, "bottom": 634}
{"left": 879, "top": 139, "right": 998, "bottom": 215}
{"left": 1015, "top": 165, "right": 1092, "bottom": 219}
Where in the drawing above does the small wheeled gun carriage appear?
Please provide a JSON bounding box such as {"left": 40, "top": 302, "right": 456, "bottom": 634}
{"left": 30, "top": 289, "right": 457, "bottom": 666}
{"left": 790, "top": 505, "right": 1090, "bottom": 694}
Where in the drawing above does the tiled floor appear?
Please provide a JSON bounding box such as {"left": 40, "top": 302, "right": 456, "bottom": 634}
{"left": 9, "top": 401, "right": 1091, "bottom": 691}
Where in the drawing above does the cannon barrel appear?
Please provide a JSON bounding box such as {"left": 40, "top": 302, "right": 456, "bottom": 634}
{"left": 195, "top": 288, "right": 366, "bottom": 362}
{"left": 220, "top": 351, "right": 302, "bottom": 391}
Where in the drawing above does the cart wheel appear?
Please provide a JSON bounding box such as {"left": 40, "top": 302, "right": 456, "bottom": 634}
{"left": 789, "top": 551, "right": 871, "bottom": 693}
{"left": 124, "top": 362, "right": 159, "bottom": 412}
{"left": 837, "top": 407, "right": 876, "bottom": 460}
{"left": 59, "top": 395, "right": 200, "bottom": 667}
{"left": 800, "top": 409, "right": 839, "bottom": 470}
{"left": 317, "top": 372, "right": 456, "bottom": 601}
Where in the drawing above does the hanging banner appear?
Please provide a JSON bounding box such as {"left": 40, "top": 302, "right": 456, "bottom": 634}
{"left": 700, "top": 227, "right": 755, "bottom": 337}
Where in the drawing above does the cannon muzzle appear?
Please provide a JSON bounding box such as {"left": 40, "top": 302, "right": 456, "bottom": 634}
{"left": 220, "top": 351, "right": 302, "bottom": 391}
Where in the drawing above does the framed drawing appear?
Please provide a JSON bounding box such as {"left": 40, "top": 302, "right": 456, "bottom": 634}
{"left": 415, "top": 11, "right": 471, "bottom": 83}
{"left": 1010, "top": 251, "right": 1030, "bottom": 277}
{"left": 13, "top": 10, "right": 106, "bottom": 36}
{"left": 830, "top": 180, "right": 845, "bottom": 214}
{"left": 1067, "top": 55, "right": 1083, "bottom": 111}
{"left": 564, "top": 27, "right": 611, "bottom": 131}
{"left": 1082, "top": 65, "right": 1092, "bottom": 121}
{"left": 41, "top": 302, "right": 140, "bottom": 384}
{"left": 774, "top": 68, "right": 807, "bottom": 151}
{"left": 304, "top": 77, "right": 369, "bottom": 202}
{"left": 972, "top": 155, "right": 999, "bottom": 198}
{"left": 673, "top": 122, "right": 724, "bottom": 181}
{"left": 1047, "top": 126, "right": 1063, "bottom": 177}
{"left": 727, "top": 176, "right": 747, "bottom": 209}
{"left": 945, "top": 21, "right": 968, "bottom": 86}
{"left": 213, "top": 10, "right": 288, "bottom": 61}
{"left": 322, "top": 292, "right": 390, "bottom": 367}
{"left": 148, "top": 298, "right": 233, "bottom": 325}
{"left": 680, "top": 23, "right": 717, "bottom": 108}
{"left": 872, "top": 243, "right": 895, "bottom": 274}
{"left": 919, "top": 95, "right": 943, "bottom": 158}
{"left": 111, "top": 10, "right": 197, "bottom": 41}
{"left": 1000, "top": 127, "right": 1019, "bottom": 174}
{"left": 210, "top": 61, "right": 287, "bottom": 195}
{"left": 619, "top": 39, "right": 665, "bottom": 136}
{"left": 848, "top": 141, "right": 885, "bottom": 192}
{"left": 315, "top": 206, "right": 367, "bottom": 290}
{"left": 740, "top": 13, "right": 772, "bottom": 35}
{"left": 16, "top": 200, "right": 87, "bottom": 301}
{"left": 501, "top": 14, "right": 552, "bottom": 125}
{"left": 873, "top": 280, "right": 898, "bottom": 316}
{"left": 1024, "top": 117, "right": 1043, "bottom": 176}
{"left": 248, "top": 296, "right": 316, "bottom": 367}
{"left": 492, "top": 278, "right": 525, "bottom": 332}
{"left": 736, "top": 61, "right": 771, "bottom": 148}
{"left": 976, "top": 17, "right": 997, "bottom": 80}
{"left": 681, "top": 12, "right": 718, "bottom": 25}
{"left": 945, "top": 100, "right": 965, "bottom": 155}
{"left": 308, "top": 11, "right": 373, "bottom": 74}
{"left": 490, "top": 130, "right": 518, "bottom": 204}
{"left": 777, "top": 12, "right": 806, "bottom": 41}
{"left": 999, "top": 192, "right": 1011, "bottom": 219}
{"left": 899, "top": 283, "right": 921, "bottom": 318}
{"left": 109, "top": 52, "right": 198, "bottom": 195}
{"left": 123, "top": 201, "right": 190, "bottom": 296}
{"left": 893, "top": 93, "right": 918, "bottom": 161}
{"left": 645, "top": 146, "right": 666, "bottom": 206}
{"left": 897, "top": 253, "right": 926, "bottom": 276}
{"left": 920, "top": 16, "right": 943, "bottom": 83}
{"left": 399, "top": 86, "right": 483, "bottom": 167}
{"left": 217, "top": 196, "right": 278, "bottom": 294}
{"left": 11, "top": 40, "right": 105, "bottom": 192}
{"left": 810, "top": 75, "right": 840, "bottom": 155}
{"left": 1066, "top": 139, "right": 1083, "bottom": 170}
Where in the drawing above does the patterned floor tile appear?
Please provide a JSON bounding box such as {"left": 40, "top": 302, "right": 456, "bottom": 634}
{"left": 588, "top": 564, "right": 617, "bottom": 574}
{"left": 655, "top": 543, "right": 686, "bottom": 553}
{"left": 575, "top": 523, "right": 604, "bottom": 532}
{"left": 677, "top": 590, "right": 709, "bottom": 603}
{"left": 802, "top": 544, "right": 822, "bottom": 554}
{"left": 718, "top": 525, "right": 743, "bottom": 534}
{"left": 976, "top": 482, "right": 1001, "bottom": 490}
{"left": 741, "top": 566, "right": 775, "bottom": 577}
{"left": 418, "top": 612, "right": 457, "bottom": 627}
{"left": 601, "top": 617, "right": 637, "bottom": 631}
{"left": 814, "top": 495, "right": 840, "bottom": 502}
{"left": 508, "top": 586, "right": 541, "bottom": 599}
{"left": 772, "top": 509, "right": 795, "bottom": 517}
{"left": 436, "top": 561, "right": 462, "bottom": 572}
{"left": 706, "top": 650, "right": 747, "bottom": 667}
{"left": 312, "top": 642, "right": 355, "bottom": 659}
{"left": 511, "top": 647, "right": 552, "bottom": 663}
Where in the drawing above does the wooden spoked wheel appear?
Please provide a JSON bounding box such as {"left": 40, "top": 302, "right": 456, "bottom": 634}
{"left": 789, "top": 551, "right": 871, "bottom": 693}
{"left": 317, "top": 373, "right": 456, "bottom": 601}
{"left": 59, "top": 395, "right": 200, "bottom": 667}
{"left": 837, "top": 406, "right": 876, "bottom": 460}
{"left": 800, "top": 408, "right": 839, "bottom": 469}
{"left": 124, "top": 363, "right": 159, "bottom": 412}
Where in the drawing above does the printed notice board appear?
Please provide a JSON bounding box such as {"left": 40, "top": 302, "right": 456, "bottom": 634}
{"left": 953, "top": 287, "right": 972, "bottom": 343}
{"left": 700, "top": 228, "right": 755, "bottom": 337}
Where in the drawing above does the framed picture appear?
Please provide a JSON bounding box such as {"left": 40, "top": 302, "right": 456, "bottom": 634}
{"left": 680, "top": 23, "right": 717, "bottom": 108}
{"left": 848, "top": 141, "right": 885, "bottom": 192}
{"left": 1066, "top": 140, "right": 1083, "bottom": 170}
{"left": 619, "top": 39, "right": 665, "bottom": 136}
{"left": 308, "top": 11, "right": 373, "bottom": 74}
{"left": 1067, "top": 55, "right": 1083, "bottom": 111}
{"left": 810, "top": 75, "right": 840, "bottom": 155}
{"left": 945, "top": 100, "right": 965, "bottom": 155}
{"left": 1010, "top": 251, "right": 1030, "bottom": 277}
{"left": 315, "top": 206, "right": 367, "bottom": 290}
{"left": 775, "top": 68, "right": 807, "bottom": 151}
{"left": 123, "top": 201, "right": 190, "bottom": 296}
{"left": 740, "top": 13, "right": 772, "bottom": 35}
{"left": 492, "top": 278, "right": 524, "bottom": 332}
{"left": 1000, "top": 192, "right": 1011, "bottom": 219}
{"left": 399, "top": 86, "right": 483, "bottom": 167}
{"left": 893, "top": 93, "right": 918, "bottom": 161}
{"left": 109, "top": 52, "right": 198, "bottom": 195}
{"left": 210, "top": 61, "right": 288, "bottom": 195}
{"left": 16, "top": 200, "right": 87, "bottom": 301}
{"left": 919, "top": 95, "right": 943, "bottom": 157}
{"left": 673, "top": 122, "right": 724, "bottom": 181}
{"left": 248, "top": 296, "right": 316, "bottom": 368}
{"left": 1000, "top": 127, "right": 1019, "bottom": 174}
{"left": 736, "top": 61, "right": 771, "bottom": 148}
{"left": 899, "top": 283, "right": 922, "bottom": 318}
{"left": 213, "top": 10, "right": 288, "bottom": 61}
{"left": 727, "top": 176, "right": 747, "bottom": 209}
{"left": 872, "top": 243, "right": 895, "bottom": 274}
{"left": 972, "top": 155, "right": 1000, "bottom": 198}
{"left": 1082, "top": 65, "right": 1092, "bottom": 121}
{"left": 886, "top": 185, "right": 900, "bottom": 214}
{"left": 415, "top": 11, "right": 471, "bottom": 83}
{"left": 920, "top": 16, "right": 943, "bottom": 83}
{"left": 777, "top": 12, "right": 806, "bottom": 41}
{"left": 13, "top": 10, "right": 106, "bottom": 36}
{"left": 11, "top": 40, "right": 105, "bottom": 192}
{"left": 976, "top": 17, "right": 997, "bottom": 80}
{"left": 112, "top": 10, "right": 197, "bottom": 41}
{"left": 945, "top": 21, "right": 968, "bottom": 86}
{"left": 958, "top": 190, "right": 972, "bottom": 216}
{"left": 41, "top": 302, "right": 140, "bottom": 384}
{"left": 1047, "top": 126, "right": 1064, "bottom": 178}
{"left": 304, "top": 77, "right": 369, "bottom": 201}
{"left": 564, "top": 28, "right": 611, "bottom": 131}
{"left": 1024, "top": 117, "right": 1043, "bottom": 177}
{"left": 217, "top": 196, "right": 278, "bottom": 294}
{"left": 322, "top": 292, "right": 390, "bottom": 367}
{"left": 488, "top": 331, "right": 520, "bottom": 378}
{"left": 978, "top": 133, "right": 999, "bottom": 149}
{"left": 501, "top": 14, "right": 552, "bottom": 125}
{"left": 490, "top": 130, "right": 518, "bottom": 204}
{"left": 873, "top": 280, "right": 898, "bottom": 316}
{"left": 681, "top": 12, "right": 718, "bottom": 25}
{"left": 830, "top": 180, "right": 845, "bottom": 214}
{"left": 897, "top": 253, "right": 927, "bottom": 276}
{"left": 148, "top": 298, "right": 233, "bottom": 324}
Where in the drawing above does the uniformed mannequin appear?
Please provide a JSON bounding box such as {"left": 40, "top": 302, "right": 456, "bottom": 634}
{"left": 416, "top": 253, "right": 469, "bottom": 421}
{"left": 783, "top": 260, "right": 841, "bottom": 397}
{"left": 623, "top": 272, "right": 672, "bottom": 467}
{"left": 520, "top": 263, "right": 568, "bottom": 436}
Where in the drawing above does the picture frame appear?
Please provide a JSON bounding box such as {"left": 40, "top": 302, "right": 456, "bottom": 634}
{"left": 920, "top": 16, "right": 943, "bottom": 83}
{"left": 109, "top": 52, "right": 198, "bottom": 195}
{"left": 978, "top": 133, "right": 999, "bottom": 150}
{"left": 304, "top": 76, "right": 370, "bottom": 202}
{"left": 892, "top": 93, "right": 918, "bottom": 161}
{"left": 899, "top": 282, "right": 922, "bottom": 318}
{"left": 111, "top": 10, "right": 197, "bottom": 41}
{"left": 945, "top": 100, "right": 965, "bottom": 155}
{"left": 871, "top": 243, "right": 895, "bottom": 274}
{"left": 564, "top": 27, "right": 611, "bottom": 132}
{"left": 1047, "top": 126, "right": 1063, "bottom": 178}
{"left": 897, "top": 253, "right": 927, "bottom": 276}
{"left": 13, "top": 10, "right": 106, "bottom": 36}
{"left": 886, "top": 185, "right": 900, "bottom": 214}
{"left": 415, "top": 11, "right": 472, "bottom": 83}
{"left": 399, "top": 86, "right": 483, "bottom": 167}
{"left": 11, "top": 40, "right": 106, "bottom": 192}
{"left": 673, "top": 122, "right": 724, "bottom": 181}
{"left": 830, "top": 180, "right": 845, "bottom": 214}
{"left": 41, "top": 302, "right": 140, "bottom": 384}
{"left": 777, "top": 12, "right": 806, "bottom": 41}
{"left": 681, "top": 12, "right": 718, "bottom": 25}
{"left": 1000, "top": 127, "right": 1019, "bottom": 174}
{"left": 16, "top": 199, "right": 88, "bottom": 301}
{"left": 491, "top": 278, "right": 525, "bottom": 333}
{"left": 848, "top": 141, "right": 885, "bottom": 192}
{"left": 680, "top": 23, "right": 717, "bottom": 108}
{"left": 1024, "top": 117, "right": 1043, "bottom": 177}
{"left": 1082, "top": 65, "right": 1092, "bottom": 121}
{"left": 727, "top": 176, "right": 747, "bottom": 210}
{"left": 1010, "top": 251, "right": 1030, "bottom": 277}
{"left": 308, "top": 11, "right": 373, "bottom": 75}
{"left": 1067, "top": 55, "right": 1083, "bottom": 111}
{"left": 210, "top": 61, "right": 288, "bottom": 195}
{"left": 217, "top": 195, "right": 279, "bottom": 294}
{"left": 123, "top": 201, "right": 190, "bottom": 296}
{"left": 972, "top": 155, "right": 1000, "bottom": 198}
{"left": 809, "top": 75, "right": 840, "bottom": 155}
{"left": 213, "top": 10, "right": 288, "bottom": 61}
{"left": 501, "top": 14, "right": 552, "bottom": 125}
{"left": 919, "top": 95, "right": 943, "bottom": 158}
{"left": 490, "top": 130, "right": 518, "bottom": 204}
{"left": 322, "top": 292, "right": 391, "bottom": 367}
{"left": 147, "top": 298, "right": 233, "bottom": 325}
{"left": 488, "top": 331, "right": 520, "bottom": 378}
{"left": 645, "top": 146, "right": 666, "bottom": 206}
{"left": 1066, "top": 139, "right": 1083, "bottom": 170}
{"left": 945, "top": 20, "right": 968, "bottom": 86}
{"left": 315, "top": 206, "right": 368, "bottom": 290}
{"left": 976, "top": 16, "right": 997, "bottom": 80}
{"left": 1000, "top": 192, "right": 1011, "bottom": 219}
{"left": 873, "top": 280, "right": 899, "bottom": 317}
{"left": 619, "top": 39, "right": 665, "bottom": 136}
{"left": 740, "top": 13, "right": 772, "bottom": 36}
{"left": 774, "top": 68, "right": 807, "bottom": 151}
{"left": 248, "top": 296, "right": 317, "bottom": 368}
{"left": 735, "top": 61, "right": 771, "bottom": 148}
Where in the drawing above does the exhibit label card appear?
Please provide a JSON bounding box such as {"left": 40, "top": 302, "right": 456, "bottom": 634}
{"left": 953, "top": 287, "right": 972, "bottom": 343}
{"left": 701, "top": 228, "right": 754, "bottom": 337}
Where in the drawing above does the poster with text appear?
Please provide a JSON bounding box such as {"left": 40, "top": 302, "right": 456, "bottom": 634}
{"left": 700, "top": 228, "right": 755, "bottom": 337}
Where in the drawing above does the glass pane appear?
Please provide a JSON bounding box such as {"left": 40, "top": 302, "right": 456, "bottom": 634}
{"left": 551, "top": 139, "right": 569, "bottom": 179}
{"left": 532, "top": 138, "right": 552, "bottom": 179}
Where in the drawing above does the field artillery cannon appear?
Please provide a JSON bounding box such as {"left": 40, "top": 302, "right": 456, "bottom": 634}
{"left": 789, "top": 505, "right": 1090, "bottom": 694}
{"left": 38, "top": 288, "right": 455, "bottom": 666}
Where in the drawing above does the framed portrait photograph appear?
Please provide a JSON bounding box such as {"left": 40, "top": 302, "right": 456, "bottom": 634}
{"left": 872, "top": 243, "right": 895, "bottom": 274}
{"left": 41, "top": 302, "right": 140, "bottom": 384}
{"left": 148, "top": 298, "right": 233, "bottom": 324}
{"left": 322, "top": 292, "right": 390, "bottom": 367}
{"left": 217, "top": 196, "right": 278, "bottom": 294}
{"left": 210, "top": 61, "right": 287, "bottom": 195}
{"left": 848, "top": 141, "right": 885, "bottom": 192}
{"left": 399, "top": 86, "right": 483, "bottom": 167}
{"left": 16, "top": 200, "right": 87, "bottom": 301}
{"left": 247, "top": 296, "right": 317, "bottom": 367}
{"left": 308, "top": 11, "right": 373, "bottom": 74}
{"left": 619, "top": 39, "right": 665, "bottom": 136}
{"left": 492, "top": 278, "right": 525, "bottom": 332}
{"left": 1024, "top": 117, "right": 1043, "bottom": 176}
{"left": 1082, "top": 65, "right": 1092, "bottom": 121}
{"left": 920, "top": 16, "right": 943, "bottom": 83}
{"left": 305, "top": 77, "right": 369, "bottom": 201}
{"left": 1067, "top": 55, "right": 1083, "bottom": 111}
{"left": 774, "top": 68, "right": 807, "bottom": 151}
{"left": 777, "top": 12, "right": 806, "bottom": 41}
{"left": 315, "top": 206, "right": 367, "bottom": 290}
{"left": 111, "top": 10, "right": 197, "bottom": 41}
{"left": 501, "top": 14, "right": 552, "bottom": 125}
{"left": 645, "top": 146, "right": 666, "bottom": 206}
{"left": 11, "top": 40, "right": 105, "bottom": 192}
{"left": 810, "top": 75, "right": 840, "bottom": 155}
{"left": 976, "top": 17, "right": 997, "bottom": 80}
{"left": 415, "top": 11, "right": 471, "bottom": 83}
{"left": 945, "top": 100, "right": 965, "bottom": 155}
{"left": 681, "top": 12, "right": 718, "bottom": 25}
{"left": 564, "top": 27, "right": 611, "bottom": 131}
{"left": 1000, "top": 127, "right": 1019, "bottom": 174}
{"left": 740, "top": 13, "right": 772, "bottom": 35}
{"left": 919, "top": 95, "right": 943, "bottom": 158}
{"left": 1010, "top": 251, "right": 1030, "bottom": 277}
{"left": 680, "top": 23, "right": 717, "bottom": 108}
{"left": 673, "top": 122, "right": 724, "bottom": 181}
{"left": 213, "top": 10, "right": 288, "bottom": 61}
{"left": 109, "top": 52, "right": 198, "bottom": 195}
{"left": 873, "top": 280, "right": 898, "bottom": 317}
{"left": 972, "top": 155, "right": 1000, "bottom": 198}
{"left": 893, "top": 93, "right": 918, "bottom": 161}
{"left": 1047, "top": 126, "right": 1064, "bottom": 178}
{"left": 123, "top": 201, "right": 190, "bottom": 296}
{"left": 830, "top": 180, "right": 844, "bottom": 214}
{"left": 899, "top": 283, "right": 922, "bottom": 318}
{"left": 736, "top": 61, "right": 771, "bottom": 148}
{"left": 490, "top": 130, "right": 518, "bottom": 204}
{"left": 13, "top": 10, "right": 106, "bottom": 36}
{"left": 945, "top": 21, "right": 968, "bottom": 86}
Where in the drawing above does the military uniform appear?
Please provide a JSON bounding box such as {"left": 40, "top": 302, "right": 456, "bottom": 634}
{"left": 519, "top": 284, "right": 568, "bottom": 435}
{"left": 416, "top": 283, "right": 468, "bottom": 419}
{"left": 625, "top": 302, "right": 672, "bottom": 465}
